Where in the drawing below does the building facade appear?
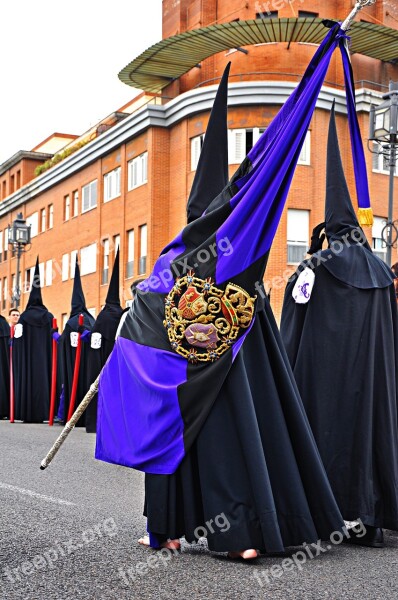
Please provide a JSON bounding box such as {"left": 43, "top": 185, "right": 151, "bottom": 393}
{"left": 0, "top": 0, "right": 397, "bottom": 326}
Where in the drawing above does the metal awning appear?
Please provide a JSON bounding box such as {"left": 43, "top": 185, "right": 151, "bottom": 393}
{"left": 118, "top": 18, "right": 398, "bottom": 93}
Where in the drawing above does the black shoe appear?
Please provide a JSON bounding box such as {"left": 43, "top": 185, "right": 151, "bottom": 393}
{"left": 345, "top": 525, "right": 384, "bottom": 548}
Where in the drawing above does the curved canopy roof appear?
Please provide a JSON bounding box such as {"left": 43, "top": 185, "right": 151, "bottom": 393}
{"left": 118, "top": 18, "right": 398, "bottom": 93}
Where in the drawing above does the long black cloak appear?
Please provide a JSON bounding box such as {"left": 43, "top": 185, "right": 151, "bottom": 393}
{"left": 143, "top": 65, "right": 344, "bottom": 552}
{"left": 0, "top": 314, "right": 10, "bottom": 418}
{"left": 13, "top": 258, "right": 54, "bottom": 423}
{"left": 280, "top": 107, "right": 398, "bottom": 529}
{"left": 85, "top": 250, "right": 123, "bottom": 433}
{"left": 58, "top": 258, "right": 95, "bottom": 426}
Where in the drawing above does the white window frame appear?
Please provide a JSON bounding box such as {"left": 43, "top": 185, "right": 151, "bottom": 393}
{"left": 128, "top": 153, "right": 148, "bottom": 190}
{"left": 45, "top": 260, "right": 53, "bottom": 286}
{"left": 48, "top": 204, "right": 54, "bottom": 229}
{"left": 191, "top": 134, "right": 205, "bottom": 171}
{"left": 64, "top": 195, "right": 70, "bottom": 221}
{"left": 70, "top": 250, "right": 78, "bottom": 278}
{"left": 82, "top": 180, "right": 98, "bottom": 213}
{"left": 287, "top": 209, "right": 310, "bottom": 264}
{"left": 372, "top": 143, "right": 398, "bottom": 175}
{"left": 62, "top": 254, "right": 69, "bottom": 281}
{"left": 372, "top": 216, "right": 388, "bottom": 260}
{"left": 39, "top": 262, "right": 45, "bottom": 287}
{"left": 297, "top": 131, "right": 311, "bottom": 166}
{"left": 104, "top": 167, "right": 121, "bottom": 202}
{"left": 126, "top": 229, "right": 134, "bottom": 278}
{"left": 26, "top": 213, "right": 38, "bottom": 238}
{"left": 80, "top": 243, "right": 97, "bottom": 276}
{"left": 139, "top": 224, "right": 147, "bottom": 275}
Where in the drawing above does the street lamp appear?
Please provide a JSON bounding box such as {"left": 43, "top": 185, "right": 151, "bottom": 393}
{"left": 368, "top": 81, "right": 398, "bottom": 267}
{"left": 8, "top": 212, "right": 31, "bottom": 309}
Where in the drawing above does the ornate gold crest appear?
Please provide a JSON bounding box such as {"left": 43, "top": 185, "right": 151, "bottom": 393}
{"left": 163, "top": 271, "right": 256, "bottom": 363}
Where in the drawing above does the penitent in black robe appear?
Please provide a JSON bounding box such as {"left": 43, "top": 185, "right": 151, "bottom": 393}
{"left": 0, "top": 315, "right": 10, "bottom": 418}
{"left": 280, "top": 106, "right": 398, "bottom": 530}
{"left": 13, "top": 259, "right": 54, "bottom": 423}
{"left": 143, "top": 64, "right": 343, "bottom": 552}
{"left": 85, "top": 250, "right": 123, "bottom": 433}
{"left": 58, "top": 258, "right": 95, "bottom": 426}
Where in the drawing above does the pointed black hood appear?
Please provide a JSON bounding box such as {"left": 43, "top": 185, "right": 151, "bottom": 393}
{"left": 318, "top": 104, "right": 394, "bottom": 289}
{"left": 26, "top": 257, "right": 44, "bottom": 308}
{"left": 70, "top": 257, "right": 88, "bottom": 316}
{"left": 325, "top": 103, "right": 360, "bottom": 241}
{"left": 186, "top": 62, "right": 230, "bottom": 224}
{"left": 105, "top": 248, "right": 120, "bottom": 307}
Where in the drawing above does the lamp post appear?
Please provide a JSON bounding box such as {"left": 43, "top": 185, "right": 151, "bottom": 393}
{"left": 368, "top": 81, "right": 398, "bottom": 267}
{"left": 8, "top": 212, "right": 31, "bottom": 309}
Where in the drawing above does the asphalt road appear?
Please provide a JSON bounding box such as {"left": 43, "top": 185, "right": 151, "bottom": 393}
{"left": 1, "top": 421, "right": 398, "bottom": 600}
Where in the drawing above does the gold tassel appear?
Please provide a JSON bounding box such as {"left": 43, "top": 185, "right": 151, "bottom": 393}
{"left": 357, "top": 207, "right": 374, "bottom": 227}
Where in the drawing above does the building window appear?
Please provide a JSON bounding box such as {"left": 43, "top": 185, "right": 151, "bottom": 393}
{"left": 38, "top": 263, "right": 45, "bottom": 288}
{"left": 102, "top": 239, "right": 110, "bottom": 284}
{"left": 128, "top": 153, "right": 148, "bottom": 190}
{"left": 256, "top": 10, "right": 278, "bottom": 19}
{"left": 82, "top": 180, "right": 98, "bottom": 213}
{"left": 3, "top": 229, "right": 8, "bottom": 261}
{"left": 40, "top": 208, "right": 46, "bottom": 233}
{"left": 26, "top": 213, "right": 38, "bottom": 238}
{"left": 16, "top": 170, "right": 21, "bottom": 189}
{"left": 45, "top": 260, "right": 53, "bottom": 286}
{"left": 70, "top": 250, "right": 78, "bottom": 278}
{"left": 191, "top": 134, "right": 205, "bottom": 171}
{"left": 297, "top": 131, "right": 311, "bottom": 166}
{"left": 113, "top": 234, "right": 120, "bottom": 256}
{"left": 372, "top": 216, "right": 388, "bottom": 261}
{"left": 24, "top": 266, "right": 35, "bottom": 293}
{"left": 62, "top": 313, "right": 68, "bottom": 331}
{"left": 3, "top": 277, "right": 7, "bottom": 309}
{"left": 73, "top": 190, "right": 79, "bottom": 217}
{"left": 0, "top": 230, "right": 2, "bottom": 262}
{"left": 104, "top": 167, "right": 121, "bottom": 202}
{"left": 62, "top": 254, "right": 69, "bottom": 281}
{"left": 372, "top": 144, "right": 397, "bottom": 175}
{"left": 126, "top": 229, "right": 134, "bottom": 278}
{"left": 64, "top": 195, "right": 70, "bottom": 221}
{"left": 139, "top": 224, "right": 147, "bottom": 275}
{"left": 48, "top": 204, "right": 54, "bottom": 229}
{"left": 228, "top": 128, "right": 266, "bottom": 165}
{"left": 287, "top": 209, "right": 309, "bottom": 264}
{"left": 80, "top": 243, "right": 97, "bottom": 276}
{"left": 298, "top": 11, "right": 319, "bottom": 18}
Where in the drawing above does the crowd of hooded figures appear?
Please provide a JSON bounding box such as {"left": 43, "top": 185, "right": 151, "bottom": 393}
{"left": 2, "top": 22, "right": 398, "bottom": 561}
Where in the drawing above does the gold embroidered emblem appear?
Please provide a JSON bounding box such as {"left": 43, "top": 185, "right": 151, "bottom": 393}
{"left": 163, "top": 271, "right": 256, "bottom": 363}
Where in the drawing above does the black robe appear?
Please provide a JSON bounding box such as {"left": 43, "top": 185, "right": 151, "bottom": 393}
{"left": 280, "top": 259, "right": 398, "bottom": 529}
{"left": 59, "top": 311, "right": 95, "bottom": 427}
{"left": 85, "top": 304, "right": 123, "bottom": 433}
{"left": 13, "top": 306, "right": 53, "bottom": 423}
{"left": 145, "top": 294, "right": 344, "bottom": 552}
{"left": 0, "top": 315, "right": 10, "bottom": 418}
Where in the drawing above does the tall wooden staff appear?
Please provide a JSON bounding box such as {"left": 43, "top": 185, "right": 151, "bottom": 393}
{"left": 67, "top": 313, "right": 84, "bottom": 421}
{"left": 48, "top": 317, "right": 58, "bottom": 426}
{"left": 9, "top": 325, "right": 15, "bottom": 423}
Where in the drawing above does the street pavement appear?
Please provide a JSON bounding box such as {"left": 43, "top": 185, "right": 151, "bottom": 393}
{"left": 1, "top": 421, "right": 398, "bottom": 600}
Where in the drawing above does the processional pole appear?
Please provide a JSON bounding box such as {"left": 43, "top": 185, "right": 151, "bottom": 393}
{"left": 340, "top": 0, "right": 377, "bottom": 32}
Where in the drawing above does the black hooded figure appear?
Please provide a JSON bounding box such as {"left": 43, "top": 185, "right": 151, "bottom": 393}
{"left": 141, "top": 65, "right": 344, "bottom": 557}
{"left": 58, "top": 257, "right": 95, "bottom": 426}
{"left": 85, "top": 249, "right": 123, "bottom": 433}
{"left": 0, "top": 312, "right": 10, "bottom": 418}
{"left": 13, "top": 258, "right": 54, "bottom": 422}
{"left": 280, "top": 105, "right": 398, "bottom": 547}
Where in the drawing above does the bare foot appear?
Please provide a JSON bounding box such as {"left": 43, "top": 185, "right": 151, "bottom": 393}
{"left": 228, "top": 549, "right": 258, "bottom": 560}
{"left": 138, "top": 536, "right": 181, "bottom": 550}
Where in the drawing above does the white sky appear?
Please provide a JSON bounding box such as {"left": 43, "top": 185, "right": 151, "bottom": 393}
{"left": 0, "top": 0, "right": 162, "bottom": 165}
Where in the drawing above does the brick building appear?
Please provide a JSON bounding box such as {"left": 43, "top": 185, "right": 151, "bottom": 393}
{"left": 0, "top": 0, "right": 398, "bottom": 326}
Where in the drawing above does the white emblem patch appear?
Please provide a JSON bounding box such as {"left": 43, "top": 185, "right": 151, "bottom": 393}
{"left": 292, "top": 267, "right": 315, "bottom": 304}
{"left": 14, "top": 323, "right": 23, "bottom": 338}
{"left": 70, "top": 331, "right": 79, "bottom": 347}
{"left": 91, "top": 332, "right": 102, "bottom": 349}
